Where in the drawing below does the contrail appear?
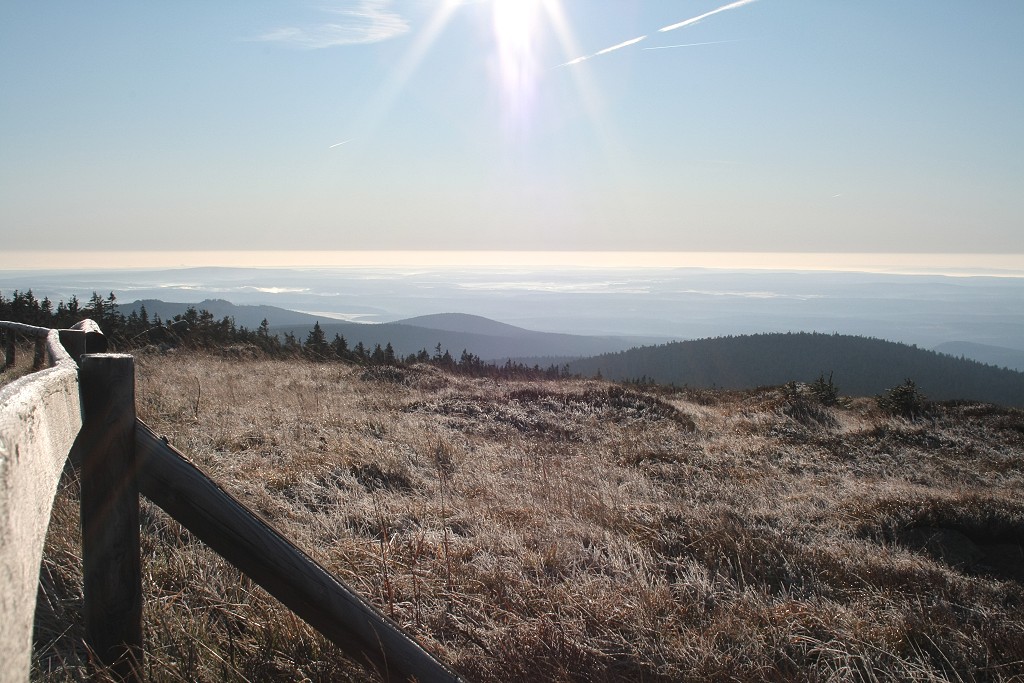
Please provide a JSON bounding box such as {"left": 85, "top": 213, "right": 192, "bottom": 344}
{"left": 328, "top": 139, "right": 352, "bottom": 149}
{"left": 595, "top": 35, "right": 647, "bottom": 56}
{"left": 560, "top": 0, "right": 757, "bottom": 66}
{"left": 558, "top": 35, "right": 646, "bottom": 67}
{"left": 659, "top": 0, "right": 758, "bottom": 33}
{"left": 643, "top": 39, "right": 741, "bottom": 51}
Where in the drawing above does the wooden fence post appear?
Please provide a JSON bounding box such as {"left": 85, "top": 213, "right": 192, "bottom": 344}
{"left": 78, "top": 354, "right": 143, "bottom": 681}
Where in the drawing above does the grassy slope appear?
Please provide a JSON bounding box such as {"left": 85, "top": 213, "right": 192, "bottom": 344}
{"left": 32, "top": 351, "right": 1024, "bottom": 682}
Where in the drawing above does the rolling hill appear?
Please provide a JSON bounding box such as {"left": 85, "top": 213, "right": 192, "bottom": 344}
{"left": 394, "top": 313, "right": 542, "bottom": 337}
{"left": 279, "top": 314, "right": 668, "bottom": 362}
{"left": 113, "top": 300, "right": 1024, "bottom": 405}
{"left": 566, "top": 332, "right": 1024, "bottom": 407}
{"left": 118, "top": 299, "right": 324, "bottom": 330}
{"left": 116, "top": 302, "right": 668, "bottom": 360}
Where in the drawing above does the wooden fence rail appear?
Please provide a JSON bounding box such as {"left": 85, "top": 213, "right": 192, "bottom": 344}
{"left": 0, "top": 320, "right": 463, "bottom": 683}
{"left": 1, "top": 320, "right": 106, "bottom": 369}
{"left": 0, "top": 324, "right": 82, "bottom": 683}
{"left": 136, "top": 421, "right": 460, "bottom": 683}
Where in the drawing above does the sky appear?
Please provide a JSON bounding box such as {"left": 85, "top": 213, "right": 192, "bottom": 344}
{"left": 2, "top": 1, "right": 1023, "bottom": 266}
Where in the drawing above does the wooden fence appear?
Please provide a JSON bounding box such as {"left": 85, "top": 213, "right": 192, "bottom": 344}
{"left": 0, "top": 320, "right": 463, "bottom": 683}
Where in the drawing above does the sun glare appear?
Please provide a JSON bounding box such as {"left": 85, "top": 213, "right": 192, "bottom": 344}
{"left": 493, "top": 0, "right": 542, "bottom": 48}
{"left": 492, "top": 0, "right": 549, "bottom": 125}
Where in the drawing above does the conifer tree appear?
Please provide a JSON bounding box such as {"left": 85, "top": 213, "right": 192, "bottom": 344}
{"left": 283, "top": 331, "right": 300, "bottom": 355}
{"left": 331, "top": 333, "right": 349, "bottom": 360}
{"left": 370, "top": 343, "right": 386, "bottom": 364}
{"left": 304, "top": 322, "right": 330, "bottom": 359}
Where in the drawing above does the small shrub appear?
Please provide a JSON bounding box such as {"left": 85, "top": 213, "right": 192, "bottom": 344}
{"left": 809, "top": 372, "right": 840, "bottom": 406}
{"left": 782, "top": 380, "right": 837, "bottom": 427}
{"left": 877, "top": 379, "right": 928, "bottom": 420}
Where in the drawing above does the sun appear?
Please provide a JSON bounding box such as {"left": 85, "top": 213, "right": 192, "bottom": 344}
{"left": 492, "top": 0, "right": 544, "bottom": 52}
{"left": 491, "top": 0, "right": 552, "bottom": 124}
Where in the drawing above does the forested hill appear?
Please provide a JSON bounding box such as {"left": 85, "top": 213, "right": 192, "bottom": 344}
{"left": 118, "top": 299, "right": 322, "bottom": 329}
{"left": 566, "top": 332, "right": 1024, "bottom": 407}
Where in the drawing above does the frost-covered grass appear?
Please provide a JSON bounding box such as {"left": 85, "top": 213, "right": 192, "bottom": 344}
{"left": 33, "top": 351, "right": 1024, "bottom": 681}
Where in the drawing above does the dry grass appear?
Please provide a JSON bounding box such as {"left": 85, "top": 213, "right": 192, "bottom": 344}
{"left": 0, "top": 341, "right": 37, "bottom": 389}
{"left": 32, "top": 350, "right": 1024, "bottom": 681}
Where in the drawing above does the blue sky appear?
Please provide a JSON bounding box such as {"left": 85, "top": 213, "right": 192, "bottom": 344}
{"left": 2, "top": 1, "right": 1022, "bottom": 263}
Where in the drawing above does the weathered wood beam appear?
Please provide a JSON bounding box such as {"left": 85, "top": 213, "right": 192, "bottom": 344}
{"left": 59, "top": 319, "right": 108, "bottom": 363}
{"left": 0, "top": 330, "right": 81, "bottom": 683}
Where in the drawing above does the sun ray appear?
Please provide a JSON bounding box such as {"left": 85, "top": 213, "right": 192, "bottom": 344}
{"left": 543, "top": 2, "right": 636, "bottom": 176}
{"left": 341, "top": 0, "right": 464, "bottom": 143}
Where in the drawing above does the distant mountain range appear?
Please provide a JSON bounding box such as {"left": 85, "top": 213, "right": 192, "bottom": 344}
{"left": 116, "top": 300, "right": 1024, "bottom": 406}
{"left": 117, "top": 301, "right": 668, "bottom": 361}
{"left": 18, "top": 263, "right": 1024, "bottom": 352}
{"left": 565, "top": 332, "right": 1024, "bottom": 407}
{"left": 283, "top": 314, "right": 667, "bottom": 362}
{"left": 118, "top": 299, "right": 323, "bottom": 329}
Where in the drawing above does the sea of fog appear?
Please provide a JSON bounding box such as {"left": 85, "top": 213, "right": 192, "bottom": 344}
{"left": 2, "top": 258, "right": 1023, "bottom": 355}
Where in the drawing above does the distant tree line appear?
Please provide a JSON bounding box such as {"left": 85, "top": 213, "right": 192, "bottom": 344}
{"left": 0, "top": 289, "right": 567, "bottom": 380}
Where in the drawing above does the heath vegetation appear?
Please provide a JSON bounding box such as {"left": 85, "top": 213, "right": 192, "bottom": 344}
{"left": 29, "top": 350, "right": 1024, "bottom": 681}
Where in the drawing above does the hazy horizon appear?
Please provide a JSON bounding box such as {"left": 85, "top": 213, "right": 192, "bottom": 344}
{"left": 4, "top": 260, "right": 1023, "bottom": 360}
{"left": 3, "top": 251, "right": 1024, "bottom": 278}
